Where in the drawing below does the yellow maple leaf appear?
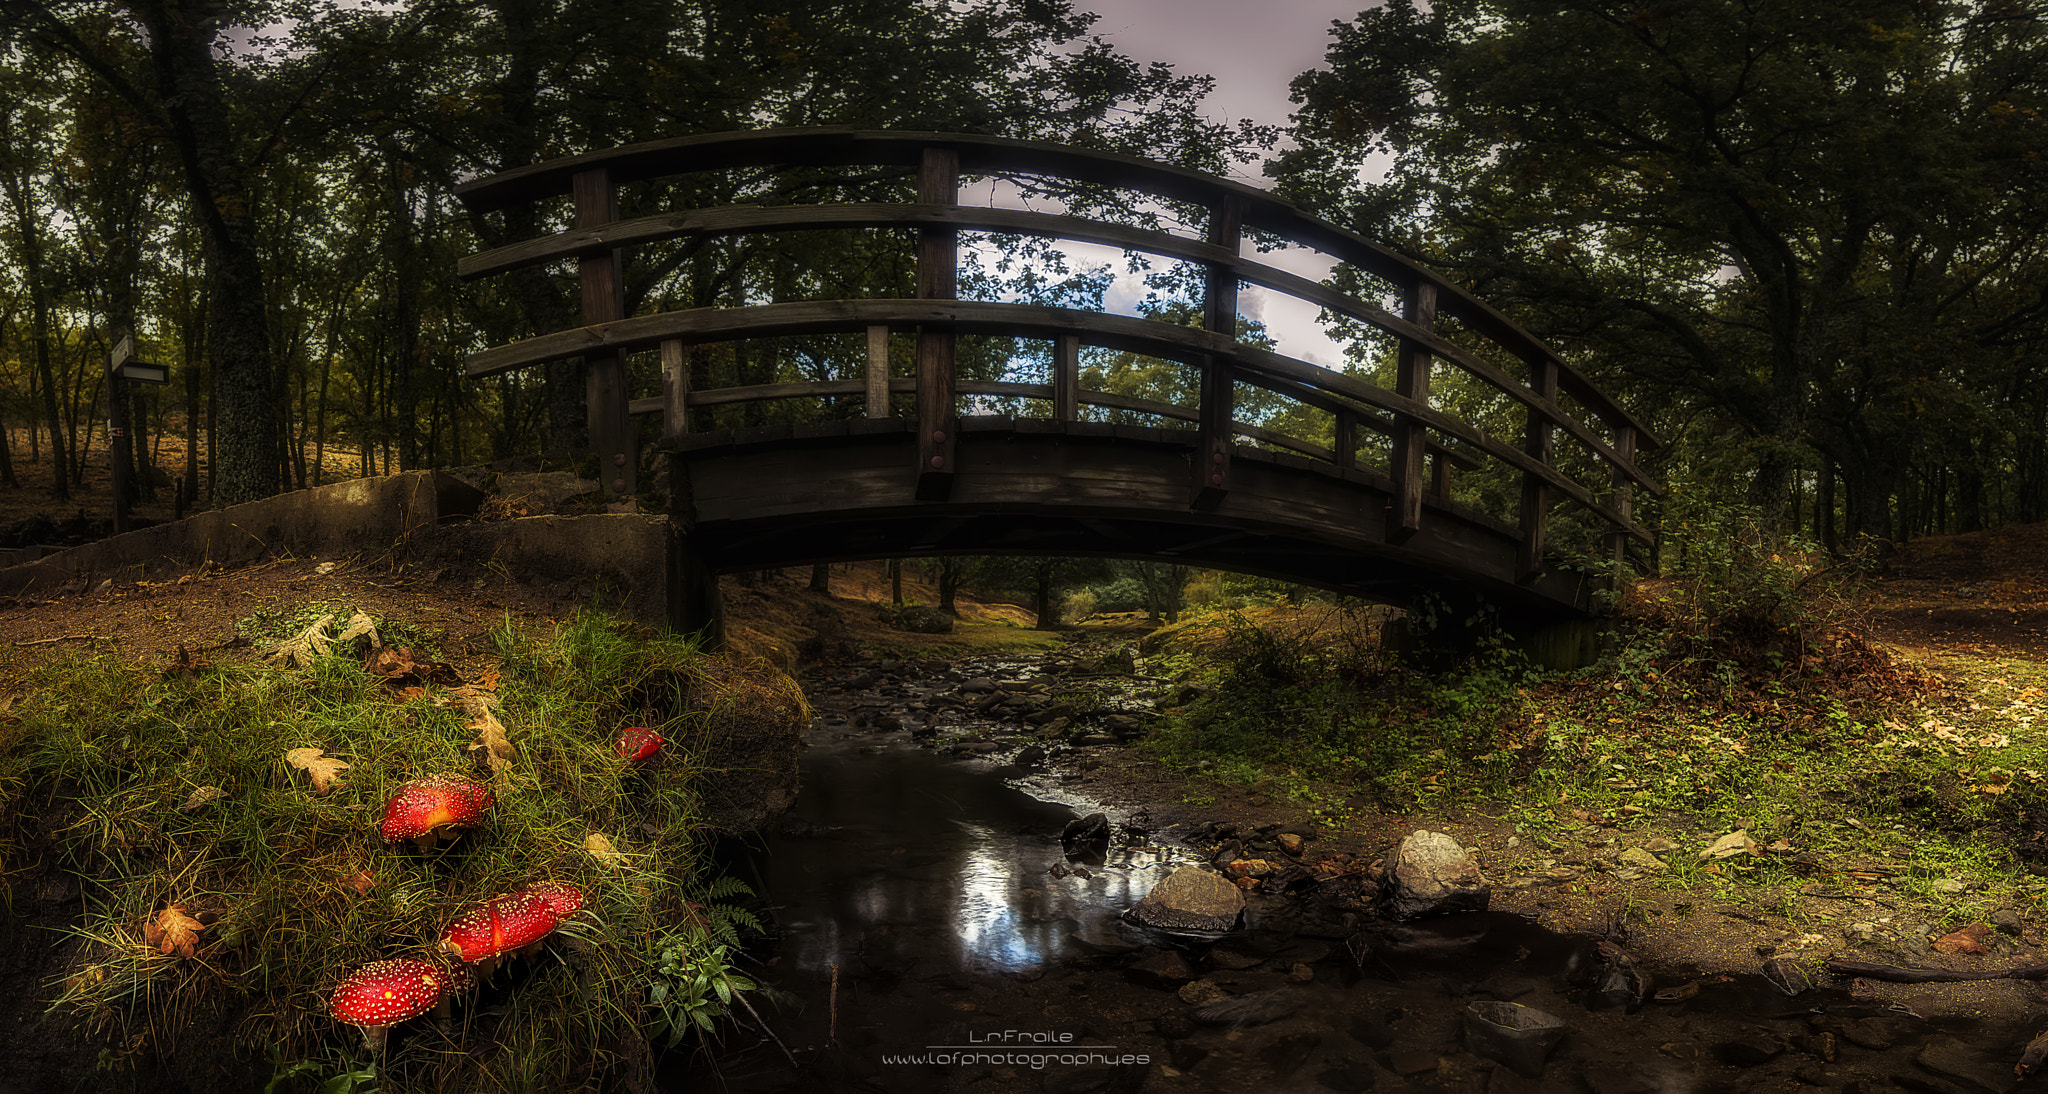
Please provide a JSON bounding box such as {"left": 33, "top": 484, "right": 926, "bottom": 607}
{"left": 142, "top": 904, "right": 205, "bottom": 958}
{"left": 442, "top": 686, "right": 514, "bottom": 775}
{"left": 284, "top": 748, "right": 350, "bottom": 794}
{"left": 584, "top": 832, "right": 626, "bottom": 866}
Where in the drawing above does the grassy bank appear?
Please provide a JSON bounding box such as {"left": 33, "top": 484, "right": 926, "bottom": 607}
{"left": 0, "top": 609, "right": 804, "bottom": 1092}
{"left": 1137, "top": 565, "right": 2048, "bottom": 927}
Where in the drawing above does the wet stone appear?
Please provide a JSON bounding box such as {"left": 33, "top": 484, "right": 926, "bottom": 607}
{"left": 1177, "top": 978, "right": 1229, "bottom": 1006}
{"left": 1384, "top": 1047, "right": 1439, "bottom": 1076}
{"left": 1155, "top": 1013, "right": 1195, "bottom": 1040}
{"left": 1915, "top": 1037, "right": 2014, "bottom": 1094}
{"left": 1383, "top": 830, "right": 1490, "bottom": 919}
{"left": 1314, "top": 1060, "right": 1379, "bottom": 1092}
{"left": 1994, "top": 909, "right": 2026, "bottom": 937}
{"left": 1125, "top": 865, "right": 1245, "bottom": 932}
{"left": 1124, "top": 950, "right": 1196, "bottom": 990}
{"left": 1193, "top": 988, "right": 1304, "bottom": 1027}
{"left": 1714, "top": 1028, "right": 1786, "bottom": 1067}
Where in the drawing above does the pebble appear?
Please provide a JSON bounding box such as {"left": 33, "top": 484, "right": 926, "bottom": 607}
{"left": 1177, "top": 979, "right": 1229, "bottom": 1006}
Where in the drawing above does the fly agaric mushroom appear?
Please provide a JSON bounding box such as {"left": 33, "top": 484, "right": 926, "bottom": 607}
{"left": 616, "top": 726, "right": 663, "bottom": 763}
{"left": 329, "top": 957, "right": 461, "bottom": 1052}
{"left": 437, "top": 881, "right": 586, "bottom": 975}
{"left": 378, "top": 774, "right": 494, "bottom": 852}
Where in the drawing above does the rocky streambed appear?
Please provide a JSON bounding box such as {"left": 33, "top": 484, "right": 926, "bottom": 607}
{"left": 679, "top": 646, "right": 2043, "bottom": 1093}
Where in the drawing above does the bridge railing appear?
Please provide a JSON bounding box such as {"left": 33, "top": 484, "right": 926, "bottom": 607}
{"left": 454, "top": 128, "right": 1661, "bottom": 577}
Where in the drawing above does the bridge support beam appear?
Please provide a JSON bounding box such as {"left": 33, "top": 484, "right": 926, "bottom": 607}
{"left": 666, "top": 522, "right": 725, "bottom": 650}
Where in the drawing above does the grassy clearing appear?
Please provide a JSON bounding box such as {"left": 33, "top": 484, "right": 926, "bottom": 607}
{"left": 1138, "top": 560, "right": 2048, "bottom": 929}
{"left": 0, "top": 608, "right": 802, "bottom": 1092}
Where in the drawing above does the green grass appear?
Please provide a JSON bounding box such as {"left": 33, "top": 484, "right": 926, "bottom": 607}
{"left": 1137, "top": 600, "right": 2048, "bottom": 923}
{"left": 0, "top": 609, "right": 802, "bottom": 1092}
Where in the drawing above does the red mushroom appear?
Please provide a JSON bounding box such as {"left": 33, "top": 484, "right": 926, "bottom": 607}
{"left": 378, "top": 774, "right": 494, "bottom": 852}
{"left": 437, "top": 881, "right": 586, "bottom": 975}
{"left": 616, "top": 726, "right": 664, "bottom": 763}
{"left": 329, "top": 958, "right": 459, "bottom": 1052}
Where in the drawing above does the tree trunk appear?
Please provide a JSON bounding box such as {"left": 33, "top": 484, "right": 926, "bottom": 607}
{"left": 1033, "top": 558, "right": 1056, "bottom": 630}
{"left": 136, "top": 0, "right": 279, "bottom": 506}
{"left": 889, "top": 558, "right": 903, "bottom": 606}
{"left": 938, "top": 557, "right": 961, "bottom": 614}
{"left": 0, "top": 159, "right": 69, "bottom": 499}
{"left": 809, "top": 562, "right": 831, "bottom": 594}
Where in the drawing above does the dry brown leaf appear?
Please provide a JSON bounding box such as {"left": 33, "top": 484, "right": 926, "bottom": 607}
{"left": 342, "top": 868, "right": 377, "bottom": 895}
{"left": 166, "top": 644, "right": 210, "bottom": 683}
{"left": 144, "top": 904, "right": 205, "bottom": 958}
{"left": 181, "top": 785, "right": 226, "bottom": 812}
{"left": 284, "top": 748, "right": 350, "bottom": 794}
{"left": 1931, "top": 923, "right": 1993, "bottom": 955}
{"left": 443, "top": 686, "right": 514, "bottom": 774}
{"left": 265, "top": 614, "right": 337, "bottom": 669}
{"left": 584, "top": 832, "right": 625, "bottom": 866}
{"left": 334, "top": 611, "right": 382, "bottom": 649}
{"left": 366, "top": 646, "right": 462, "bottom": 688}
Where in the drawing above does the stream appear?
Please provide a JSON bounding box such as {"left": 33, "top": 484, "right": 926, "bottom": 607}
{"left": 673, "top": 650, "right": 2037, "bottom": 1094}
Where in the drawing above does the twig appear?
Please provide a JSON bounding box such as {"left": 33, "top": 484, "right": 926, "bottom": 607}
{"left": 13, "top": 634, "right": 109, "bottom": 647}
{"left": 732, "top": 987, "right": 798, "bottom": 1069}
{"left": 828, "top": 960, "right": 839, "bottom": 1048}
{"left": 1826, "top": 956, "right": 2048, "bottom": 983}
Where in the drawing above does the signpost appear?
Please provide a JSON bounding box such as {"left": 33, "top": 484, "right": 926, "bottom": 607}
{"left": 108, "top": 333, "right": 168, "bottom": 534}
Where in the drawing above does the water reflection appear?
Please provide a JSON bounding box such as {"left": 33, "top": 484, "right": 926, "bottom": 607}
{"left": 735, "top": 734, "right": 1175, "bottom": 976}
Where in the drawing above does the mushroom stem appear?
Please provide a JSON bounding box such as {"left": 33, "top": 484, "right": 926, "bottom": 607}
{"left": 360, "top": 1024, "right": 390, "bottom": 1053}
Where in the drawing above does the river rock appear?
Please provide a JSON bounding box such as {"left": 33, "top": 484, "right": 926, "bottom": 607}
{"left": 1618, "top": 847, "right": 1666, "bottom": 873}
{"left": 1192, "top": 988, "right": 1303, "bottom": 1027}
{"left": 1063, "top": 812, "right": 1112, "bottom": 850}
{"left": 1916, "top": 1037, "right": 2010, "bottom": 1093}
{"left": 1124, "top": 950, "right": 1196, "bottom": 989}
{"left": 1382, "top": 830, "right": 1490, "bottom": 919}
{"left": 1125, "top": 866, "right": 1245, "bottom": 932}
{"left": 1178, "top": 978, "right": 1229, "bottom": 1006}
{"left": 1278, "top": 833, "right": 1305, "bottom": 856}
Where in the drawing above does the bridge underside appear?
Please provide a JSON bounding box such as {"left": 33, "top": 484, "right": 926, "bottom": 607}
{"left": 667, "top": 419, "right": 1597, "bottom": 631}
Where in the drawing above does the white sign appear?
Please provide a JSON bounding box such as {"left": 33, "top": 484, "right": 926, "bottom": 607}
{"left": 111, "top": 335, "right": 134, "bottom": 368}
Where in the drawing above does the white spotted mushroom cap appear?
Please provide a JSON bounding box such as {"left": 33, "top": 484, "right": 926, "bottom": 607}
{"left": 329, "top": 958, "right": 447, "bottom": 1029}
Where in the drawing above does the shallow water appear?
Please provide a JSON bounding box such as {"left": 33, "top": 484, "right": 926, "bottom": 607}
{"left": 671, "top": 654, "right": 2037, "bottom": 1094}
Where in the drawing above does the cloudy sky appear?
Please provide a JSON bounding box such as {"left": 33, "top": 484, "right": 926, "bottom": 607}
{"left": 1000, "top": 0, "right": 1375, "bottom": 366}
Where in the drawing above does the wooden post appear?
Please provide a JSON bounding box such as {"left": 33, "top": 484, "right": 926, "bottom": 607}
{"left": 866, "top": 325, "right": 891, "bottom": 419}
{"left": 1386, "top": 278, "right": 1436, "bottom": 540}
{"left": 574, "top": 167, "right": 633, "bottom": 496}
{"left": 914, "top": 147, "right": 959, "bottom": 500}
{"left": 1605, "top": 424, "right": 1638, "bottom": 575}
{"left": 1431, "top": 452, "right": 1449, "bottom": 499}
{"left": 1054, "top": 333, "right": 1080, "bottom": 423}
{"left": 661, "top": 339, "right": 689, "bottom": 442}
{"left": 1333, "top": 410, "right": 1357, "bottom": 472}
{"left": 1517, "top": 357, "right": 1559, "bottom": 581}
{"left": 1193, "top": 198, "right": 1245, "bottom": 509}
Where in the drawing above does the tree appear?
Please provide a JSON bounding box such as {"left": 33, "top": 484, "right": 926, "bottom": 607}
{"left": 1274, "top": 0, "right": 2048, "bottom": 541}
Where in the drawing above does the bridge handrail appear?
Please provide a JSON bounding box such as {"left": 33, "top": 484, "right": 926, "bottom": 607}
{"left": 454, "top": 128, "right": 1660, "bottom": 573}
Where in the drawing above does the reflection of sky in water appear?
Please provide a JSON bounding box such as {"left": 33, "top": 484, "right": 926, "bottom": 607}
{"left": 744, "top": 737, "right": 1187, "bottom": 976}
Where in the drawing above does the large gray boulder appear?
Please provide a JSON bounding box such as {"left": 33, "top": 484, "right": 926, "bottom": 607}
{"left": 1124, "top": 866, "right": 1244, "bottom": 932}
{"left": 1382, "top": 830, "right": 1490, "bottom": 919}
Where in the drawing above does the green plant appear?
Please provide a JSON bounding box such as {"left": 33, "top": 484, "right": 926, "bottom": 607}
{"left": 647, "top": 877, "right": 762, "bottom": 1045}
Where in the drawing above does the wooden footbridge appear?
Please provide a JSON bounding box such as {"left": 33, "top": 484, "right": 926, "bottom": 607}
{"left": 454, "top": 129, "right": 1660, "bottom": 656}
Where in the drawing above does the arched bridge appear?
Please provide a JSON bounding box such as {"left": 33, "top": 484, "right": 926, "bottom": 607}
{"left": 453, "top": 129, "right": 1662, "bottom": 652}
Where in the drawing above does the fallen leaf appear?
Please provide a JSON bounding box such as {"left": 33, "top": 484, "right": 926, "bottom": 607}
{"left": 1699, "top": 830, "right": 1759, "bottom": 861}
{"left": 443, "top": 686, "right": 514, "bottom": 775}
{"left": 1932, "top": 923, "right": 1993, "bottom": 956}
{"left": 285, "top": 748, "right": 350, "bottom": 794}
{"left": 334, "top": 611, "right": 381, "bottom": 649}
{"left": 144, "top": 904, "right": 205, "bottom": 958}
{"left": 166, "top": 644, "right": 211, "bottom": 683}
{"left": 366, "top": 646, "right": 461, "bottom": 687}
{"left": 181, "top": 786, "right": 226, "bottom": 811}
{"left": 342, "top": 869, "right": 377, "bottom": 895}
{"left": 584, "top": 832, "right": 626, "bottom": 866}
{"left": 265, "top": 614, "right": 337, "bottom": 670}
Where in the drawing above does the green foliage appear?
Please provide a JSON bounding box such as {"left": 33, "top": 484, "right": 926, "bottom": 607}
{"left": 0, "top": 609, "right": 792, "bottom": 1090}
{"left": 646, "top": 877, "right": 763, "bottom": 1047}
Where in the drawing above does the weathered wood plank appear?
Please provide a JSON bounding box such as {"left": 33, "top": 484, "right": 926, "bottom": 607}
{"left": 866, "top": 325, "right": 890, "bottom": 419}
{"left": 574, "top": 166, "right": 632, "bottom": 495}
{"left": 1518, "top": 357, "right": 1559, "bottom": 581}
{"left": 1194, "top": 197, "right": 1245, "bottom": 509}
{"left": 661, "top": 339, "right": 688, "bottom": 441}
{"left": 1334, "top": 411, "right": 1357, "bottom": 471}
{"left": 1387, "top": 280, "right": 1435, "bottom": 541}
{"left": 916, "top": 146, "right": 959, "bottom": 499}
{"left": 1054, "top": 333, "right": 1080, "bottom": 423}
